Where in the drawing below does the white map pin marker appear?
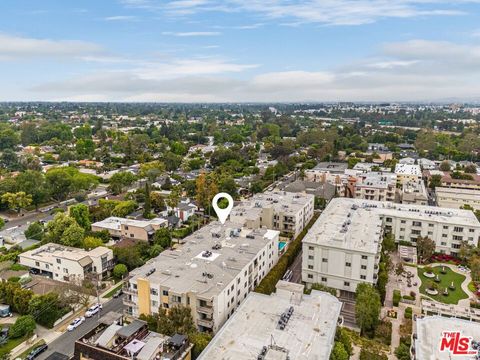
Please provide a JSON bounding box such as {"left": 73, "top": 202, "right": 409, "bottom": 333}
{"left": 212, "top": 192, "right": 234, "bottom": 225}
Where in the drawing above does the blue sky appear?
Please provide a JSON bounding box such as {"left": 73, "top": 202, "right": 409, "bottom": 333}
{"left": 1, "top": 0, "right": 480, "bottom": 102}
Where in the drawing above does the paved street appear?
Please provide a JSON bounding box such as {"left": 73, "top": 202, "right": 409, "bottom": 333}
{"left": 288, "top": 249, "right": 303, "bottom": 283}
{"left": 37, "top": 296, "right": 125, "bottom": 359}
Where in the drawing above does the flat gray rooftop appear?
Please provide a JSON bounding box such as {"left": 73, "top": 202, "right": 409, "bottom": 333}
{"left": 416, "top": 316, "right": 480, "bottom": 360}
{"left": 129, "top": 221, "right": 279, "bottom": 298}
{"left": 198, "top": 282, "right": 342, "bottom": 360}
{"left": 302, "top": 198, "right": 383, "bottom": 254}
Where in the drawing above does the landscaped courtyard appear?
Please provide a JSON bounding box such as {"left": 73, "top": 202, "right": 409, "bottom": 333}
{"left": 419, "top": 266, "right": 469, "bottom": 304}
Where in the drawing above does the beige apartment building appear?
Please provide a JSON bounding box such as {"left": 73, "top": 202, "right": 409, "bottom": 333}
{"left": 19, "top": 243, "right": 114, "bottom": 282}
{"left": 124, "top": 221, "right": 280, "bottom": 333}
{"left": 354, "top": 172, "right": 397, "bottom": 202}
{"left": 436, "top": 186, "right": 480, "bottom": 210}
{"left": 91, "top": 217, "right": 168, "bottom": 241}
{"left": 395, "top": 163, "right": 422, "bottom": 185}
{"left": 229, "top": 191, "right": 314, "bottom": 238}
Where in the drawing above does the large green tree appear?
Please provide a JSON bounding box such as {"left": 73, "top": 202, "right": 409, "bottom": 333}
{"left": 44, "top": 212, "right": 85, "bottom": 247}
{"left": 69, "top": 203, "right": 91, "bottom": 230}
{"left": 355, "top": 283, "right": 381, "bottom": 336}
{"left": 1, "top": 192, "right": 32, "bottom": 213}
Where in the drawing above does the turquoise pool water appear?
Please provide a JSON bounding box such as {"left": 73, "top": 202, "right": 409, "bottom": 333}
{"left": 279, "top": 241, "right": 287, "bottom": 251}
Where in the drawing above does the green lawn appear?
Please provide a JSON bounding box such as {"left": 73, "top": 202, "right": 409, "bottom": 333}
{"left": 0, "top": 334, "right": 28, "bottom": 357}
{"left": 18, "top": 339, "right": 46, "bottom": 359}
{"left": 102, "top": 282, "right": 123, "bottom": 298}
{"left": 419, "top": 266, "right": 468, "bottom": 304}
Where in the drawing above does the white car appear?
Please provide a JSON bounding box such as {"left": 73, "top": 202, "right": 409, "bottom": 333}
{"left": 67, "top": 317, "right": 85, "bottom": 331}
{"left": 85, "top": 303, "right": 102, "bottom": 318}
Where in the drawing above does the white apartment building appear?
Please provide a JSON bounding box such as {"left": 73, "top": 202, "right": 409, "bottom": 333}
{"left": 124, "top": 221, "right": 280, "bottom": 333}
{"left": 395, "top": 163, "right": 422, "bottom": 184}
{"left": 302, "top": 198, "right": 480, "bottom": 292}
{"left": 91, "top": 217, "right": 168, "bottom": 241}
{"left": 198, "top": 281, "right": 342, "bottom": 360}
{"left": 415, "top": 316, "right": 480, "bottom": 360}
{"left": 230, "top": 191, "right": 314, "bottom": 238}
{"left": 19, "top": 243, "right": 114, "bottom": 282}
{"left": 354, "top": 172, "right": 397, "bottom": 202}
{"left": 302, "top": 199, "right": 384, "bottom": 293}
{"left": 436, "top": 187, "right": 480, "bottom": 211}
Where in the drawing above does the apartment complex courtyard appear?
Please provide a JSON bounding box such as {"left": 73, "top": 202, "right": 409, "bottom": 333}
{"left": 419, "top": 265, "right": 469, "bottom": 305}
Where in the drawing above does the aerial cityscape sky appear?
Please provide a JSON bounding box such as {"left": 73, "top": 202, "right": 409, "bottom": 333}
{"left": 2, "top": 0, "right": 480, "bottom": 102}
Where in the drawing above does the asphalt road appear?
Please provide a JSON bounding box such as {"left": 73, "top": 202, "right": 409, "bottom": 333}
{"left": 37, "top": 295, "right": 125, "bottom": 360}
{"left": 288, "top": 249, "right": 303, "bottom": 283}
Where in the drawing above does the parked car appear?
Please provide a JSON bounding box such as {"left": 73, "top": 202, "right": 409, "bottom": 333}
{"left": 67, "top": 317, "right": 85, "bottom": 331}
{"left": 85, "top": 303, "right": 102, "bottom": 318}
{"left": 0, "top": 304, "right": 12, "bottom": 318}
{"left": 26, "top": 344, "right": 48, "bottom": 360}
{"left": 113, "top": 289, "right": 123, "bottom": 298}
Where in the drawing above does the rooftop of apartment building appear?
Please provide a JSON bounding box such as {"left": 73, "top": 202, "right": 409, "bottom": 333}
{"left": 364, "top": 198, "right": 478, "bottom": 224}
{"left": 395, "top": 163, "right": 422, "bottom": 176}
{"left": 92, "top": 217, "right": 168, "bottom": 231}
{"left": 231, "top": 191, "right": 314, "bottom": 218}
{"left": 352, "top": 162, "right": 392, "bottom": 173}
{"left": 309, "top": 162, "right": 348, "bottom": 173}
{"left": 415, "top": 316, "right": 480, "bottom": 360}
{"left": 435, "top": 186, "right": 480, "bottom": 197}
{"left": 76, "top": 316, "right": 191, "bottom": 360}
{"left": 356, "top": 172, "right": 397, "bottom": 189}
{"left": 302, "top": 198, "right": 383, "bottom": 254}
{"left": 128, "top": 221, "right": 279, "bottom": 298}
{"left": 198, "top": 281, "right": 342, "bottom": 360}
{"left": 402, "top": 179, "right": 427, "bottom": 195}
{"left": 279, "top": 180, "right": 336, "bottom": 200}
{"left": 20, "top": 243, "right": 111, "bottom": 263}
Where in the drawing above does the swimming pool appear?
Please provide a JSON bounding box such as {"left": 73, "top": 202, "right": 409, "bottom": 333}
{"left": 278, "top": 241, "right": 287, "bottom": 251}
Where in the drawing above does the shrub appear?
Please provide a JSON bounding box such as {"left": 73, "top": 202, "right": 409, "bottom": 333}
{"left": 113, "top": 264, "right": 128, "bottom": 280}
{"left": 360, "top": 349, "right": 388, "bottom": 360}
{"left": 9, "top": 315, "right": 36, "bottom": 338}
{"left": 404, "top": 307, "right": 413, "bottom": 319}
{"left": 393, "top": 290, "right": 401, "bottom": 306}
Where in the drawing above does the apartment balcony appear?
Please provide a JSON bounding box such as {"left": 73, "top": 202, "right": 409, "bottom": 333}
{"left": 198, "top": 298, "right": 213, "bottom": 307}
{"left": 197, "top": 318, "right": 214, "bottom": 328}
{"left": 123, "top": 288, "right": 138, "bottom": 295}
{"left": 124, "top": 297, "right": 136, "bottom": 306}
{"left": 197, "top": 306, "right": 214, "bottom": 315}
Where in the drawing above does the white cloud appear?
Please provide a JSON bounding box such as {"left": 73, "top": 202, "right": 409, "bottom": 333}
{"left": 25, "top": 38, "right": 480, "bottom": 102}
{"left": 104, "top": 15, "right": 138, "bottom": 21}
{"left": 120, "top": 0, "right": 474, "bottom": 26}
{"left": 0, "top": 34, "right": 104, "bottom": 60}
{"left": 161, "top": 31, "right": 221, "bottom": 36}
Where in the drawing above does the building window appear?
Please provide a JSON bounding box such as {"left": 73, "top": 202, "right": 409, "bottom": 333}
{"left": 308, "top": 246, "right": 314, "bottom": 250}
{"left": 361, "top": 265, "right": 367, "bottom": 270}
{"left": 322, "top": 258, "right": 328, "bottom": 263}
{"left": 361, "top": 255, "right": 368, "bottom": 260}
{"left": 35, "top": 261, "right": 40, "bottom": 267}
{"left": 307, "top": 274, "right": 313, "bottom": 279}
{"left": 150, "top": 288, "right": 158, "bottom": 296}
{"left": 63, "top": 268, "right": 68, "bottom": 273}
{"left": 412, "top": 221, "right": 422, "bottom": 227}
{"left": 345, "top": 262, "right": 351, "bottom": 267}
{"left": 344, "top": 281, "right": 350, "bottom": 287}
{"left": 401, "top": 220, "right": 406, "bottom": 224}
{"left": 321, "top": 277, "right": 327, "bottom": 282}
{"left": 454, "top": 227, "right": 464, "bottom": 232}
{"left": 162, "top": 290, "right": 168, "bottom": 296}
{"left": 360, "top": 275, "right": 366, "bottom": 280}
{"left": 56, "top": 259, "right": 61, "bottom": 264}
{"left": 308, "top": 255, "right": 314, "bottom": 260}
{"left": 443, "top": 225, "right": 448, "bottom": 230}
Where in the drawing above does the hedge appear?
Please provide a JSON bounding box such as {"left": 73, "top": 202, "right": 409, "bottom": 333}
{"left": 393, "top": 290, "right": 401, "bottom": 307}
{"left": 404, "top": 307, "right": 413, "bottom": 319}
{"left": 255, "top": 212, "right": 320, "bottom": 295}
